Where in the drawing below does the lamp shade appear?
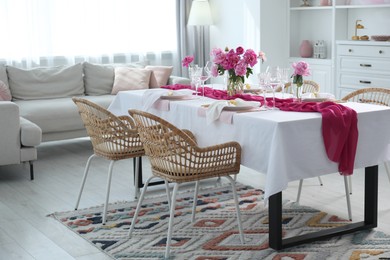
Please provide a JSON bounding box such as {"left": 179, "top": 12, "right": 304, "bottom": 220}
{"left": 187, "top": 0, "right": 213, "bottom": 26}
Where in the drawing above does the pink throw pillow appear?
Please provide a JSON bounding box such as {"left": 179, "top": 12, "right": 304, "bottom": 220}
{"left": 145, "top": 65, "right": 173, "bottom": 88}
{"left": 0, "top": 80, "right": 12, "bottom": 101}
{"left": 111, "top": 67, "right": 152, "bottom": 94}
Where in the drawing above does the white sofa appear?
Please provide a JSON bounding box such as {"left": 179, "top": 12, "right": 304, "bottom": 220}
{"left": 0, "top": 62, "right": 190, "bottom": 178}
{"left": 0, "top": 102, "right": 42, "bottom": 179}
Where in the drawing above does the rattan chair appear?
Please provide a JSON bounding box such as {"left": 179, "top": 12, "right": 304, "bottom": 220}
{"left": 342, "top": 87, "right": 390, "bottom": 191}
{"left": 282, "top": 80, "right": 320, "bottom": 94}
{"left": 127, "top": 109, "right": 244, "bottom": 259}
{"left": 72, "top": 97, "right": 144, "bottom": 224}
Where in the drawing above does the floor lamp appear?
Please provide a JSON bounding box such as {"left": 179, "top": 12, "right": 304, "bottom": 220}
{"left": 187, "top": 0, "right": 213, "bottom": 68}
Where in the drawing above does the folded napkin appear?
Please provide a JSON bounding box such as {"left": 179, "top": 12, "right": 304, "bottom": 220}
{"left": 205, "top": 98, "right": 260, "bottom": 124}
{"left": 142, "top": 89, "right": 193, "bottom": 111}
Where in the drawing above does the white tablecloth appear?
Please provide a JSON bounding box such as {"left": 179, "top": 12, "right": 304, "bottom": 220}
{"left": 108, "top": 89, "right": 390, "bottom": 202}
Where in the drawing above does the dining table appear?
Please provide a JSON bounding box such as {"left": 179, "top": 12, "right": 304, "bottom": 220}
{"left": 108, "top": 87, "right": 390, "bottom": 250}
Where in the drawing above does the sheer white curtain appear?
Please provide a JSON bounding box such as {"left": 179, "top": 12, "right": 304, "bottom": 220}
{"left": 0, "top": 0, "right": 178, "bottom": 70}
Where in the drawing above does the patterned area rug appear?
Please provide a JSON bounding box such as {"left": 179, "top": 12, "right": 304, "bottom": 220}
{"left": 50, "top": 184, "right": 390, "bottom": 259}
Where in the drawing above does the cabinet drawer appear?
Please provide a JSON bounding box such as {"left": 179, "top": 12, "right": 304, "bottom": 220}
{"left": 338, "top": 45, "right": 390, "bottom": 58}
{"left": 340, "top": 74, "right": 390, "bottom": 88}
{"left": 340, "top": 57, "right": 390, "bottom": 75}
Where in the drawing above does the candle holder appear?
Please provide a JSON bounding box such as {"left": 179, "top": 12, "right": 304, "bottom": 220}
{"left": 352, "top": 20, "right": 365, "bottom": 40}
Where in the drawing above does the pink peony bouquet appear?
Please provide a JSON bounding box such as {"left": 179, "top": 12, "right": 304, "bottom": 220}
{"left": 292, "top": 61, "right": 311, "bottom": 88}
{"left": 210, "top": 47, "right": 266, "bottom": 84}
{"left": 181, "top": 55, "right": 194, "bottom": 68}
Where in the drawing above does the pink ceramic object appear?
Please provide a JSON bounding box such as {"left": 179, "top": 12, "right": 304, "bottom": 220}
{"left": 300, "top": 40, "right": 313, "bottom": 58}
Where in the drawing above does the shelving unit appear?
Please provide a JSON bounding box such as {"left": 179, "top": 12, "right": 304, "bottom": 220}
{"left": 287, "top": 0, "right": 390, "bottom": 94}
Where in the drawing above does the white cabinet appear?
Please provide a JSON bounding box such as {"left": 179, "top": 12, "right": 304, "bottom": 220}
{"left": 336, "top": 41, "right": 390, "bottom": 98}
{"left": 288, "top": 0, "right": 390, "bottom": 95}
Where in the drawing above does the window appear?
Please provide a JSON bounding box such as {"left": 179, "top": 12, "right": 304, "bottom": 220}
{"left": 0, "top": 0, "right": 177, "bottom": 67}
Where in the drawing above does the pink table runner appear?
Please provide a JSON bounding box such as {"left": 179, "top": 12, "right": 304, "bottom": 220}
{"left": 162, "top": 84, "right": 358, "bottom": 175}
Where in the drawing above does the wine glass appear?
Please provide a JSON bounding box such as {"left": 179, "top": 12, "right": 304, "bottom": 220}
{"left": 267, "top": 66, "right": 281, "bottom": 110}
{"left": 280, "top": 68, "right": 290, "bottom": 98}
{"left": 189, "top": 65, "right": 202, "bottom": 96}
{"left": 258, "top": 72, "right": 270, "bottom": 110}
{"left": 200, "top": 61, "right": 213, "bottom": 96}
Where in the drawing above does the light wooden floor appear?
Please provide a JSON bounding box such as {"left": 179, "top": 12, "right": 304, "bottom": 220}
{"left": 1, "top": 138, "right": 390, "bottom": 259}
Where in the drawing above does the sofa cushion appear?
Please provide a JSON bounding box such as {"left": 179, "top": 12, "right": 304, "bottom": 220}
{"left": 14, "top": 95, "right": 115, "bottom": 134}
{"left": 0, "top": 64, "right": 8, "bottom": 87}
{"left": 0, "top": 80, "right": 12, "bottom": 101}
{"left": 145, "top": 65, "right": 173, "bottom": 88}
{"left": 7, "top": 64, "right": 84, "bottom": 100}
{"left": 111, "top": 67, "right": 152, "bottom": 94}
{"left": 83, "top": 62, "right": 147, "bottom": 96}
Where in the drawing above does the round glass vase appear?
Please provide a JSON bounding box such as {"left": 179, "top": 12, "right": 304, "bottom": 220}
{"left": 227, "top": 78, "right": 244, "bottom": 96}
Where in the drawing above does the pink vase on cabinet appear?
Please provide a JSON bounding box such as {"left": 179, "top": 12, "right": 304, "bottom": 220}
{"left": 300, "top": 40, "right": 313, "bottom": 58}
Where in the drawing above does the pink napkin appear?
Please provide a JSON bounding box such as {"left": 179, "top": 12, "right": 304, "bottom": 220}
{"left": 162, "top": 85, "right": 358, "bottom": 175}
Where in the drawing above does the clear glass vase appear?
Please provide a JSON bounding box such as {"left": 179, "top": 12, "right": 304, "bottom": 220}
{"left": 293, "top": 84, "right": 303, "bottom": 101}
{"left": 227, "top": 78, "right": 244, "bottom": 96}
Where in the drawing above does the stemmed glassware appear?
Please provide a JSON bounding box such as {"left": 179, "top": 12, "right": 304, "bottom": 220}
{"left": 258, "top": 72, "right": 270, "bottom": 110}
{"left": 199, "top": 61, "right": 213, "bottom": 97}
{"left": 280, "top": 68, "right": 290, "bottom": 98}
{"left": 189, "top": 65, "right": 202, "bottom": 96}
{"left": 267, "top": 66, "right": 281, "bottom": 110}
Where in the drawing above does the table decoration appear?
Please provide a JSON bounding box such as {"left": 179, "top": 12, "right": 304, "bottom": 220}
{"left": 291, "top": 61, "right": 311, "bottom": 101}
{"left": 209, "top": 46, "right": 266, "bottom": 96}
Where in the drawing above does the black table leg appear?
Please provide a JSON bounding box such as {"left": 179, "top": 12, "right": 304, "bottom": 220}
{"left": 268, "top": 165, "right": 378, "bottom": 250}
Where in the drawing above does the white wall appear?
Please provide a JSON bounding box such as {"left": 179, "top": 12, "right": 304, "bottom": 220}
{"left": 208, "top": 0, "right": 288, "bottom": 84}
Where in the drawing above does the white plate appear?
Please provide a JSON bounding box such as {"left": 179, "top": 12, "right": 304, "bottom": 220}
{"left": 160, "top": 95, "right": 195, "bottom": 100}
{"left": 223, "top": 105, "right": 258, "bottom": 111}
{"left": 302, "top": 98, "right": 329, "bottom": 102}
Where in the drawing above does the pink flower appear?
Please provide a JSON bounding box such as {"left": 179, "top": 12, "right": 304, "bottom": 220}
{"left": 236, "top": 46, "right": 244, "bottom": 55}
{"left": 209, "top": 46, "right": 265, "bottom": 88}
{"left": 258, "top": 51, "right": 266, "bottom": 63}
{"left": 211, "top": 48, "right": 226, "bottom": 64}
{"left": 292, "top": 61, "right": 311, "bottom": 76}
{"left": 211, "top": 64, "right": 219, "bottom": 77}
{"left": 182, "top": 55, "right": 194, "bottom": 67}
{"left": 235, "top": 60, "right": 247, "bottom": 77}
{"left": 243, "top": 49, "right": 258, "bottom": 67}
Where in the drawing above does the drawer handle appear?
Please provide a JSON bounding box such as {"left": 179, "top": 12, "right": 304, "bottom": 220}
{"left": 348, "top": 49, "right": 353, "bottom": 53}
{"left": 360, "top": 64, "right": 372, "bottom": 67}
{"left": 360, "top": 80, "right": 371, "bottom": 84}
{"left": 379, "top": 50, "right": 383, "bottom": 54}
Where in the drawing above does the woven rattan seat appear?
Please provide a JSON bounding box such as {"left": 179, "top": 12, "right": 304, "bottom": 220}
{"left": 127, "top": 109, "right": 245, "bottom": 259}
{"left": 341, "top": 87, "right": 390, "bottom": 106}
{"left": 72, "top": 97, "right": 144, "bottom": 224}
{"left": 282, "top": 80, "right": 320, "bottom": 94}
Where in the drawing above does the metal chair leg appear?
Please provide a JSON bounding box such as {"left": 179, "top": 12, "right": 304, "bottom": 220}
{"left": 317, "top": 176, "right": 323, "bottom": 186}
{"left": 344, "top": 176, "right": 353, "bottom": 221}
{"left": 191, "top": 181, "right": 200, "bottom": 223}
{"left": 224, "top": 175, "right": 245, "bottom": 244}
{"left": 165, "top": 183, "right": 179, "bottom": 259}
{"left": 75, "top": 154, "right": 96, "bottom": 210}
{"left": 384, "top": 162, "right": 390, "bottom": 183}
{"left": 296, "top": 179, "right": 303, "bottom": 203}
{"left": 129, "top": 176, "right": 158, "bottom": 238}
{"left": 348, "top": 175, "right": 352, "bottom": 194}
{"left": 133, "top": 157, "right": 140, "bottom": 199}
{"left": 102, "top": 160, "right": 116, "bottom": 225}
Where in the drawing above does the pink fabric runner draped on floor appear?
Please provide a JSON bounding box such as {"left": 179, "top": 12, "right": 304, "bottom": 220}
{"left": 161, "top": 84, "right": 358, "bottom": 175}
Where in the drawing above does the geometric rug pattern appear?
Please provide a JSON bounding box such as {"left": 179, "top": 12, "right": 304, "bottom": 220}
{"left": 49, "top": 184, "right": 390, "bottom": 259}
